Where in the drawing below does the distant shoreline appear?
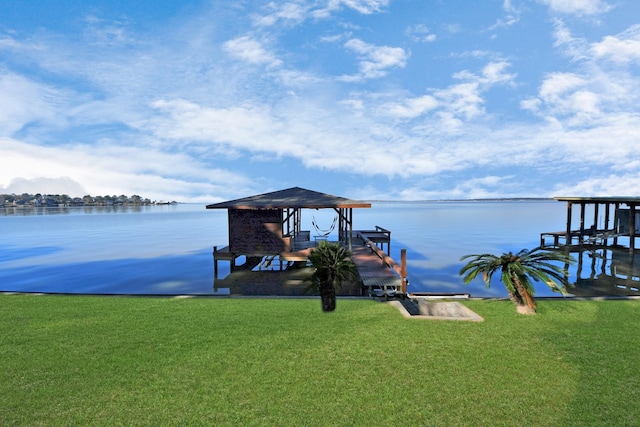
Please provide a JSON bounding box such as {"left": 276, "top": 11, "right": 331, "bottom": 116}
{"left": 0, "top": 193, "right": 177, "bottom": 208}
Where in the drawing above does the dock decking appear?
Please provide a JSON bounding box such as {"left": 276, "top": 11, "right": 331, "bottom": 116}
{"left": 540, "top": 229, "right": 627, "bottom": 248}
{"left": 353, "top": 230, "right": 407, "bottom": 298}
{"left": 351, "top": 244, "right": 404, "bottom": 298}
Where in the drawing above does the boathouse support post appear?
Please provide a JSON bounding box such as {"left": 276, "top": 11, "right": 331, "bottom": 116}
{"left": 400, "top": 248, "right": 407, "bottom": 295}
{"left": 213, "top": 246, "right": 218, "bottom": 277}
{"left": 630, "top": 204, "right": 636, "bottom": 253}
{"left": 593, "top": 203, "right": 599, "bottom": 233}
{"left": 334, "top": 207, "right": 353, "bottom": 250}
{"left": 336, "top": 208, "right": 342, "bottom": 244}
{"left": 579, "top": 202, "right": 586, "bottom": 238}
{"left": 566, "top": 202, "right": 573, "bottom": 245}
{"left": 348, "top": 208, "right": 353, "bottom": 251}
{"left": 614, "top": 203, "right": 620, "bottom": 245}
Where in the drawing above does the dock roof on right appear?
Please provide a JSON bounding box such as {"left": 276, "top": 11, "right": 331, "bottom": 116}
{"left": 554, "top": 196, "right": 640, "bottom": 204}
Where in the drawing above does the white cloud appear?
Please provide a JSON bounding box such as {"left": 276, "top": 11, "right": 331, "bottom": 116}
{"left": 82, "top": 15, "right": 136, "bottom": 47}
{"left": 551, "top": 19, "right": 591, "bottom": 61}
{"left": 503, "top": 0, "right": 516, "bottom": 13}
{"left": 486, "top": 0, "right": 521, "bottom": 30}
{"left": 524, "top": 22, "right": 640, "bottom": 127}
{"left": 339, "top": 38, "right": 409, "bottom": 81}
{"left": 253, "top": 2, "right": 309, "bottom": 27}
{"left": 429, "top": 61, "right": 515, "bottom": 122}
{"left": 223, "top": 36, "right": 282, "bottom": 68}
{"left": 405, "top": 24, "right": 437, "bottom": 43}
{"left": 383, "top": 95, "right": 439, "bottom": 119}
{"left": 432, "top": 82, "right": 484, "bottom": 122}
{"left": 148, "top": 99, "right": 288, "bottom": 154}
{"left": 0, "top": 71, "right": 63, "bottom": 135}
{"left": 539, "top": 72, "right": 586, "bottom": 99}
{"left": 539, "top": 0, "right": 612, "bottom": 15}
{"left": 479, "top": 61, "right": 516, "bottom": 85}
{"left": 451, "top": 175, "right": 519, "bottom": 199}
{"left": 251, "top": 0, "right": 390, "bottom": 27}
{"left": 0, "top": 137, "right": 251, "bottom": 202}
{"left": 553, "top": 173, "right": 640, "bottom": 196}
{"left": 523, "top": 75, "right": 604, "bottom": 125}
{"left": 591, "top": 25, "right": 640, "bottom": 64}
{"left": 2, "top": 177, "right": 87, "bottom": 196}
{"left": 328, "top": 0, "right": 389, "bottom": 14}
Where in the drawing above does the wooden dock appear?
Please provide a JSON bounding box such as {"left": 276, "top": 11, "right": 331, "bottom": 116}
{"left": 352, "top": 230, "right": 407, "bottom": 298}
{"left": 541, "top": 197, "right": 640, "bottom": 253}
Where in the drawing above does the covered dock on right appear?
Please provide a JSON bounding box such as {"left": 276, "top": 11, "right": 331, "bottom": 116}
{"left": 540, "top": 196, "right": 640, "bottom": 252}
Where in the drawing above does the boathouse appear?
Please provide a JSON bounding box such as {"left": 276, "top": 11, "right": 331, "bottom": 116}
{"left": 206, "top": 187, "right": 372, "bottom": 272}
{"left": 206, "top": 187, "right": 406, "bottom": 297}
{"left": 541, "top": 196, "right": 640, "bottom": 252}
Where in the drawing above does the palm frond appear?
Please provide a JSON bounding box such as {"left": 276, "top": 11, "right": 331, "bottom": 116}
{"left": 459, "top": 246, "right": 576, "bottom": 313}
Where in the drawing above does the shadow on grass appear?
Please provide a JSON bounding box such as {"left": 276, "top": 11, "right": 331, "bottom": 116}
{"left": 542, "top": 300, "right": 640, "bottom": 425}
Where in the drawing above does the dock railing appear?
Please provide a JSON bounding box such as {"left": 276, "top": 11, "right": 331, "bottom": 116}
{"left": 357, "top": 229, "right": 408, "bottom": 296}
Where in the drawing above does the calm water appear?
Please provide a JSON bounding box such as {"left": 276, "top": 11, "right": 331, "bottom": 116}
{"left": 1, "top": 201, "right": 638, "bottom": 297}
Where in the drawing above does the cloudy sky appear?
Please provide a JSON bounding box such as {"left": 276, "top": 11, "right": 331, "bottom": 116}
{"left": 1, "top": 0, "right": 639, "bottom": 202}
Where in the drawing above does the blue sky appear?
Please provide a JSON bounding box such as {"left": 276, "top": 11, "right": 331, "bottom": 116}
{"left": 1, "top": 0, "right": 639, "bottom": 202}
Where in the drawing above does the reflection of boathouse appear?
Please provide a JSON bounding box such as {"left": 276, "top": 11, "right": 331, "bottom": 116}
{"left": 568, "top": 248, "right": 640, "bottom": 297}
{"left": 541, "top": 197, "right": 640, "bottom": 297}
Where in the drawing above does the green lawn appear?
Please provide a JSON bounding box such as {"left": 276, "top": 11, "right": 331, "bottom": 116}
{"left": 1, "top": 295, "right": 638, "bottom": 426}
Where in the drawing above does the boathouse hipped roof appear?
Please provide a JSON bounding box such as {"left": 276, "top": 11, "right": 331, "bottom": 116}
{"left": 205, "top": 187, "right": 371, "bottom": 210}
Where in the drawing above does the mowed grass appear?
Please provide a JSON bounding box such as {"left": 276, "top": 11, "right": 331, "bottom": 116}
{"left": 1, "top": 295, "right": 639, "bottom": 426}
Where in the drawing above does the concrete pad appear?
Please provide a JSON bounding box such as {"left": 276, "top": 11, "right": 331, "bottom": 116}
{"left": 388, "top": 299, "right": 484, "bottom": 322}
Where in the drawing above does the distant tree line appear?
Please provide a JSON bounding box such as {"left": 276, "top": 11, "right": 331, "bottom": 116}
{"left": 0, "top": 193, "right": 175, "bottom": 207}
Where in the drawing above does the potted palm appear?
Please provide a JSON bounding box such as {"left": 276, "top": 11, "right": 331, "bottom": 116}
{"left": 307, "top": 241, "right": 359, "bottom": 312}
{"left": 459, "top": 247, "right": 574, "bottom": 314}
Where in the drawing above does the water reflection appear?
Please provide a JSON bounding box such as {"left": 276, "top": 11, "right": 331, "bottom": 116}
{"left": 212, "top": 256, "right": 363, "bottom": 297}
{"left": 566, "top": 247, "right": 640, "bottom": 297}
{"left": 0, "top": 204, "right": 163, "bottom": 216}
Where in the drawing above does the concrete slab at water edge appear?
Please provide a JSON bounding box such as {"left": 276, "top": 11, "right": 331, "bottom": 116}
{"left": 389, "top": 299, "right": 484, "bottom": 321}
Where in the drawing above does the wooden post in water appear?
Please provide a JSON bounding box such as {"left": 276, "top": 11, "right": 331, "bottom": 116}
{"left": 213, "top": 246, "right": 219, "bottom": 278}
{"left": 630, "top": 204, "right": 636, "bottom": 253}
{"left": 614, "top": 202, "right": 620, "bottom": 245}
{"left": 400, "top": 248, "right": 407, "bottom": 295}
{"left": 566, "top": 202, "right": 573, "bottom": 245}
{"left": 579, "top": 202, "right": 586, "bottom": 238}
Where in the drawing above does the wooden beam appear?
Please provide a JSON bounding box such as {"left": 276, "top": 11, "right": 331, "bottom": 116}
{"left": 630, "top": 204, "right": 636, "bottom": 253}
{"left": 566, "top": 202, "right": 573, "bottom": 244}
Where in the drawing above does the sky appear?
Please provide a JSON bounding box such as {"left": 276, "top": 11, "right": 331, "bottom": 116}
{"left": 1, "top": 0, "right": 640, "bottom": 202}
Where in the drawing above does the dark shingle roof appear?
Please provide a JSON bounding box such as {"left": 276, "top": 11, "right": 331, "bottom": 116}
{"left": 206, "top": 187, "right": 371, "bottom": 210}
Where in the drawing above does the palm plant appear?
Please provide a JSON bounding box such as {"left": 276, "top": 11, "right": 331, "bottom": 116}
{"left": 459, "top": 247, "right": 574, "bottom": 314}
{"left": 307, "top": 241, "right": 359, "bottom": 312}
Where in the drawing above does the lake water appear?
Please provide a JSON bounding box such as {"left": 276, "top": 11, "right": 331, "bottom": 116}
{"left": 1, "top": 201, "right": 639, "bottom": 298}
